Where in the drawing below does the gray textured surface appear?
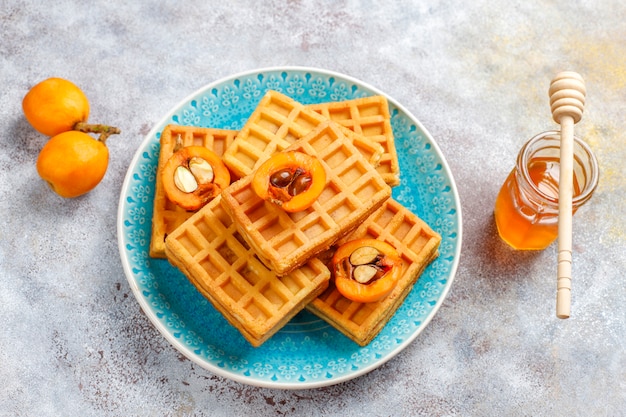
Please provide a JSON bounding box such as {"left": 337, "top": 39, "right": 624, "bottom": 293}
{"left": 1, "top": 1, "right": 625, "bottom": 416}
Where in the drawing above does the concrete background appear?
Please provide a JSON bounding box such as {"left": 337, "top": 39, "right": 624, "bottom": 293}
{"left": 1, "top": 0, "right": 624, "bottom": 415}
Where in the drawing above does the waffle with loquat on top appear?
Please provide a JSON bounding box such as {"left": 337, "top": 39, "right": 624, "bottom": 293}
{"left": 306, "top": 198, "right": 441, "bottom": 346}
{"left": 221, "top": 90, "right": 385, "bottom": 180}
{"left": 164, "top": 194, "right": 330, "bottom": 347}
{"left": 220, "top": 120, "right": 392, "bottom": 277}
{"left": 149, "top": 124, "right": 238, "bottom": 258}
{"left": 308, "top": 95, "right": 400, "bottom": 186}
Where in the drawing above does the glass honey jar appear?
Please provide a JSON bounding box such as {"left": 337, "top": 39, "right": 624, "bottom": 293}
{"left": 494, "top": 131, "right": 599, "bottom": 250}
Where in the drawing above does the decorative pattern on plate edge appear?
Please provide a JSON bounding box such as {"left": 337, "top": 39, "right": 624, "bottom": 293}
{"left": 171, "top": 70, "right": 372, "bottom": 130}
{"left": 120, "top": 70, "right": 459, "bottom": 385}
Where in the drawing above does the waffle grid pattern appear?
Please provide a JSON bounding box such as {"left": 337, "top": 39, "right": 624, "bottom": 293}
{"left": 164, "top": 196, "right": 330, "bottom": 346}
{"left": 222, "top": 90, "right": 384, "bottom": 179}
{"left": 307, "top": 198, "right": 441, "bottom": 346}
{"left": 221, "top": 121, "right": 391, "bottom": 276}
{"left": 308, "top": 96, "right": 400, "bottom": 186}
{"left": 149, "top": 125, "right": 237, "bottom": 258}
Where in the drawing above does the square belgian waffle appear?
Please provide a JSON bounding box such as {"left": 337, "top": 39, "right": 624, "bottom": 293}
{"left": 149, "top": 124, "right": 238, "bottom": 258}
{"left": 306, "top": 198, "right": 441, "bottom": 346}
{"left": 164, "top": 195, "right": 330, "bottom": 347}
{"left": 221, "top": 90, "right": 384, "bottom": 179}
{"left": 308, "top": 95, "right": 400, "bottom": 186}
{"left": 220, "top": 120, "right": 392, "bottom": 276}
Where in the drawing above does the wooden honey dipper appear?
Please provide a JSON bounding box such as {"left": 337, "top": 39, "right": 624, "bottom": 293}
{"left": 548, "top": 71, "right": 586, "bottom": 319}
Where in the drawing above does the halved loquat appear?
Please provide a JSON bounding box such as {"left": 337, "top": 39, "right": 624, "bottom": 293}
{"left": 251, "top": 151, "right": 326, "bottom": 213}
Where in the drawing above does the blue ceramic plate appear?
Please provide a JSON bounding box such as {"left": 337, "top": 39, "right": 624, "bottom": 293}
{"left": 117, "top": 67, "right": 462, "bottom": 389}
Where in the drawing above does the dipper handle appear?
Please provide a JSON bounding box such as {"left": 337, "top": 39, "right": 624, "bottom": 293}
{"left": 549, "top": 71, "right": 586, "bottom": 319}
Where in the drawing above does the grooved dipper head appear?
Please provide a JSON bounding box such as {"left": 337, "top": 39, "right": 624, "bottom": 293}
{"left": 549, "top": 71, "right": 586, "bottom": 124}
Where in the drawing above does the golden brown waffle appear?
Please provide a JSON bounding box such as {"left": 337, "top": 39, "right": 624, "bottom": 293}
{"left": 164, "top": 195, "right": 330, "bottom": 347}
{"left": 306, "top": 198, "right": 441, "bottom": 346}
{"left": 221, "top": 90, "right": 384, "bottom": 179}
{"left": 149, "top": 124, "right": 238, "bottom": 258}
{"left": 221, "top": 120, "right": 392, "bottom": 276}
{"left": 308, "top": 96, "right": 400, "bottom": 186}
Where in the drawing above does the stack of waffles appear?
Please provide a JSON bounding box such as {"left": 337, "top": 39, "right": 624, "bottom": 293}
{"left": 151, "top": 90, "right": 441, "bottom": 347}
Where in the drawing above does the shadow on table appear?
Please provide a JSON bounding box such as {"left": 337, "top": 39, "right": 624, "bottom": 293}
{"left": 469, "top": 210, "right": 548, "bottom": 285}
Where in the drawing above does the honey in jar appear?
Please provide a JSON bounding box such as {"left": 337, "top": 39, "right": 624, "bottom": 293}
{"left": 494, "top": 131, "right": 599, "bottom": 250}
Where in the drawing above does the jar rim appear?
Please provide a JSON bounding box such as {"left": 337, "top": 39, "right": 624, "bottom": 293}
{"left": 517, "top": 130, "right": 599, "bottom": 205}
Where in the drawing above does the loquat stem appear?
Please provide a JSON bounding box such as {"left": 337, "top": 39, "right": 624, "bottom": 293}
{"left": 74, "top": 122, "right": 121, "bottom": 143}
